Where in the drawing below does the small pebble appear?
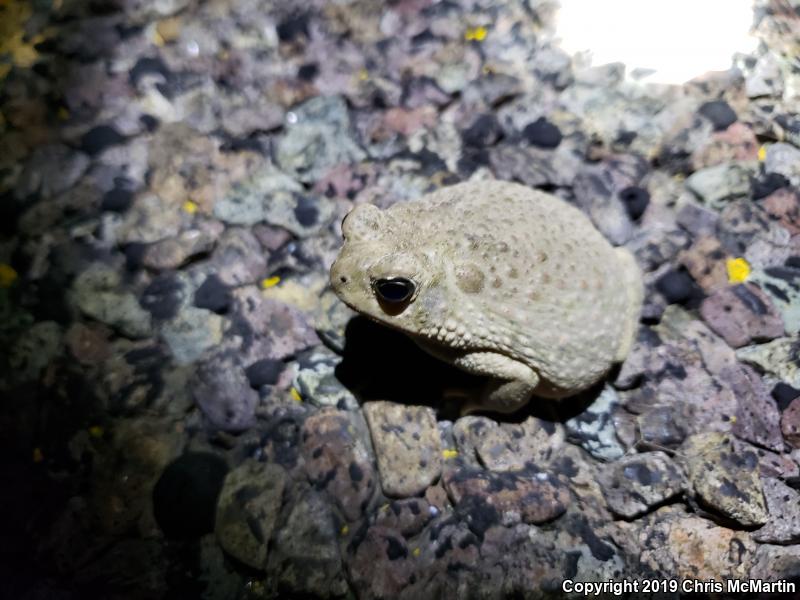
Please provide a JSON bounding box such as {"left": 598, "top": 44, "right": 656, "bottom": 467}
{"left": 245, "top": 358, "right": 285, "bottom": 388}
{"left": 698, "top": 100, "right": 737, "bottom": 131}
{"left": 80, "top": 125, "right": 127, "bottom": 156}
{"left": 522, "top": 117, "right": 562, "bottom": 148}
{"left": 773, "top": 383, "right": 800, "bottom": 412}
{"left": 655, "top": 269, "right": 702, "bottom": 305}
{"left": 194, "top": 275, "right": 231, "bottom": 314}
{"left": 618, "top": 186, "right": 650, "bottom": 220}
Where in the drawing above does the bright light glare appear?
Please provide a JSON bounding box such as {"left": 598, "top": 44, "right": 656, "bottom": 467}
{"left": 555, "top": 0, "right": 758, "bottom": 84}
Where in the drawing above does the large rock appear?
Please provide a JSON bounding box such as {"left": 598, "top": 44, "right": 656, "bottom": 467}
{"left": 301, "top": 409, "right": 377, "bottom": 520}
{"left": 215, "top": 461, "right": 286, "bottom": 570}
{"left": 363, "top": 401, "right": 442, "bottom": 497}
{"left": 599, "top": 451, "right": 687, "bottom": 518}
{"left": 680, "top": 432, "right": 768, "bottom": 526}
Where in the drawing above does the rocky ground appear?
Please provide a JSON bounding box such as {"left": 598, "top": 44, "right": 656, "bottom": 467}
{"left": 1, "top": 0, "right": 800, "bottom": 598}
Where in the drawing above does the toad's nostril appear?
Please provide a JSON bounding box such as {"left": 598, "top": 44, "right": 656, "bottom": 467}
{"left": 339, "top": 276, "right": 348, "bottom": 283}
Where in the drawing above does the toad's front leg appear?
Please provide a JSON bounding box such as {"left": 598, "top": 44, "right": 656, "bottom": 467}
{"left": 454, "top": 352, "right": 539, "bottom": 415}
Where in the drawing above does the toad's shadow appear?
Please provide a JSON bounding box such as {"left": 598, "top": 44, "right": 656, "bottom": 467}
{"left": 335, "top": 316, "right": 601, "bottom": 423}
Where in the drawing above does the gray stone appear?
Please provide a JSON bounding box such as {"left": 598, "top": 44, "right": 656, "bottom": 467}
{"left": 70, "top": 264, "right": 152, "bottom": 338}
{"left": 572, "top": 156, "right": 647, "bottom": 245}
{"left": 161, "top": 307, "right": 224, "bottom": 365}
{"left": 215, "top": 461, "right": 286, "bottom": 570}
{"left": 117, "top": 193, "right": 183, "bottom": 244}
{"left": 681, "top": 432, "right": 768, "bottom": 526}
{"left": 16, "top": 144, "right": 90, "bottom": 200}
{"left": 141, "top": 230, "right": 216, "bottom": 271}
{"left": 6, "top": 321, "right": 63, "bottom": 385}
{"left": 765, "top": 142, "right": 800, "bottom": 187}
{"left": 213, "top": 167, "right": 301, "bottom": 226}
{"left": 719, "top": 364, "right": 784, "bottom": 451}
{"left": 192, "top": 356, "right": 258, "bottom": 432}
{"left": 782, "top": 396, "right": 800, "bottom": 449}
{"left": 363, "top": 401, "right": 442, "bottom": 497}
{"left": 600, "top": 451, "right": 686, "bottom": 518}
{"left": 276, "top": 96, "right": 366, "bottom": 183}
{"left": 565, "top": 385, "right": 626, "bottom": 461}
{"left": 267, "top": 491, "right": 349, "bottom": 598}
{"left": 294, "top": 352, "right": 358, "bottom": 410}
{"left": 737, "top": 337, "right": 800, "bottom": 388}
{"left": 749, "top": 267, "right": 800, "bottom": 334}
{"left": 753, "top": 478, "right": 800, "bottom": 544}
{"left": 685, "top": 162, "right": 752, "bottom": 209}
{"left": 210, "top": 228, "right": 268, "bottom": 286}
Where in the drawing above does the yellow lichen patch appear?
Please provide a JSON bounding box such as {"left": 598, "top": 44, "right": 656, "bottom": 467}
{"left": 33, "top": 447, "right": 44, "bottom": 463}
{"left": 757, "top": 144, "right": 767, "bottom": 162}
{"left": 0, "top": 263, "right": 18, "bottom": 287}
{"left": 412, "top": 547, "right": 421, "bottom": 558}
{"left": 358, "top": 68, "right": 369, "bottom": 81}
{"left": 88, "top": 425, "right": 104, "bottom": 438}
{"left": 290, "top": 387, "right": 302, "bottom": 402}
{"left": 442, "top": 449, "right": 458, "bottom": 460}
{"left": 464, "top": 26, "right": 488, "bottom": 41}
{"left": 182, "top": 200, "right": 198, "bottom": 214}
{"left": 57, "top": 107, "right": 69, "bottom": 121}
{"left": 260, "top": 275, "right": 281, "bottom": 289}
{"left": 340, "top": 524, "right": 349, "bottom": 536}
{"left": 726, "top": 257, "right": 750, "bottom": 284}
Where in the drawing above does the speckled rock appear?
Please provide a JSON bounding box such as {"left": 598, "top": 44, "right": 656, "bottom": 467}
{"left": 117, "top": 193, "right": 183, "bottom": 244}
{"left": 16, "top": 143, "right": 90, "bottom": 200}
{"left": 210, "top": 228, "right": 268, "bottom": 286}
{"left": 749, "top": 543, "right": 800, "bottom": 583}
{"left": 215, "top": 461, "right": 286, "bottom": 570}
{"left": 373, "top": 498, "right": 436, "bottom": 537}
{"left": 293, "top": 351, "right": 358, "bottom": 410}
{"left": 681, "top": 432, "right": 768, "bottom": 526}
{"left": 765, "top": 142, "right": 800, "bottom": 187}
{"left": 700, "top": 283, "right": 784, "bottom": 348}
{"left": 571, "top": 155, "right": 647, "bottom": 245}
{"left": 225, "top": 286, "right": 319, "bottom": 364}
{"left": 452, "top": 415, "right": 565, "bottom": 472}
{"left": 639, "top": 512, "right": 755, "bottom": 580}
{"left": 442, "top": 467, "right": 569, "bottom": 525}
{"left": 276, "top": 95, "right": 366, "bottom": 183}
{"left": 565, "top": 385, "right": 626, "bottom": 461}
{"left": 300, "top": 409, "right": 377, "bottom": 521}
{"left": 363, "top": 401, "right": 442, "bottom": 497}
{"left": 192, "top": 356, "right": 258, "bottom": 432}
{"left": 782, "top": 397, "right": 800, "bottom": 449}
{"left": 761, "top": 188, "right": 800, "bottom": 235}
{"left": 70, "top": 264, "right": 152, "bottom": 338}
{"left": 678, "top": 235, "right": 730, "bottom": 293}
{"left": 719, "top": 364, "right": 784, "bottom": 451}
{"left": 267, "top": 490, "right": 349, "bottom": 598}
{"left": 753, "top": 478, "right": 800, "bottom": 544}
{"left": 737, "top": 337, "right": 800, "bottom": 389}
{"left": 140, "top": 229, "right": 216, "bottom": 270}
{"left": 685, "top": 162, "right": 752, "bottom": 209}
{"left": 749, "top": 266, "right": 800, "bottom": 334}
{"left": 161, "top": 306, "right": 224, "bottom": 365}
{"left": 600, "top": 451, "right": 687, "bottom": 519}
{"left": 6, "top": 321, "right": 63, "bottom": 386}
{"left": 349, "top": 525, "right": 412, "bottom": 599}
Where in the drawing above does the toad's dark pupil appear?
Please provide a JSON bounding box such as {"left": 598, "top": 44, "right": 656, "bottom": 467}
{"left": 374, "top": 278, "right": 415, "bottom": 303}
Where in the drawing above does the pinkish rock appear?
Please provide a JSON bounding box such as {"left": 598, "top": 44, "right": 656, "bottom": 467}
{"left": 301, "top": 409, "right": 377, "bottom": 521}
{"left": 678, "top": 235, "right": 729, "bottom": 293}
{"left": 761, "top": 188, "right": 800, "bottom": 235}
{"left": 719, "top": 363, "right": 785, "bottom": 451}
{"left": 781, "top": 397, "right": 800, "bottom": 449}
{"left": 700, "top": 284, "right": 785, "bottom": 348}
{"left": 349, "top": 526, "right": 412, "bottom": 598}
{"left": 442, "top": 467, "right": 569, "bottom": 525}
{"left": 691, "top": 122, "right": 759, "bottom": 169}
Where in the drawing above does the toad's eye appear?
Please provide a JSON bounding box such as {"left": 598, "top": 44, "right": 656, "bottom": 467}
{"left": 373, "top": 277, "right": 416, "bottom": 304}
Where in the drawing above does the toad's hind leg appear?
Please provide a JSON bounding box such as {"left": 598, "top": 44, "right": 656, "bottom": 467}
{"left": 613, "top": 247, "right": 644, "bottom": 362}
{"left": 453, "top": 352, "right": 539, "bottom": 415}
